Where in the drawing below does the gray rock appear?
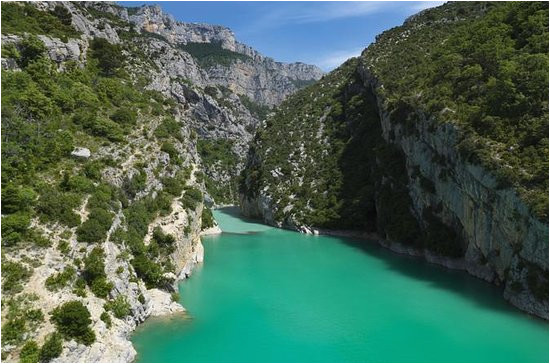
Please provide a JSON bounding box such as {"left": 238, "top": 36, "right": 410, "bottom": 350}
{"left": 71, "top": 147, "right": 91, "bottom": 159}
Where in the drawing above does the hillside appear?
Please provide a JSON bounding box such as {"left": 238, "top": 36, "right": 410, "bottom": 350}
{"left": 239, "top": 1, "right": 548, "bottom": 318}
{"left": 0, "top": 1, "right": 320, "bottom": 362}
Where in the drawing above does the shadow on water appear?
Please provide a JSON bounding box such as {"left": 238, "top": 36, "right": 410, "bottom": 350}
{"left": 332, "top": 234, "right": 545, "bottom": 321}
{"left": 222, "top": 207, "right": 545, "bottom": 323}
{"left": 217, "top": 205, "right": 260, "bottom": 223}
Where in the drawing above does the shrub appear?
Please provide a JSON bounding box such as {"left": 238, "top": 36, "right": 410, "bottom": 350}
{"left": 27, "top": 228, "right": 51, "bottom": 248}
{"left": 122, "top": 171, "right": 146, "bottom": 199}
{"left": 1, "top": 212, "right": 31, "bottom": 246}
{"left": 100, "top": 311, "right": 112, "bottom": 329}
{"left": 45, "top": 266, "right": 76, "bottom": 291}
{"left": 37, "top": 190, "right": 81, "bottom": 227}
{"left": 90, "top": 277, "right": 113, "bottom": 299}
{"left": 154, "top": 117, "right": 181, "bottom": 140}
{"left": 201, "top": 207, "right": 215, "bottom": 229}
{"left": 19, "top": 35, "right": 47, "bottom": 68}
{"left": 39, "top": 332, "right": 63, "bottom": 362}
{"left": 76, "top": 208, "right": 113, "bottom": 243}
{"left": 161, "top": 142, "right": 181, "bottom": 164}
{"left": 19, "top": 340, "right": 40, "bottom": 363}
{"left": 111, "top": 107, "right": 137, "bottom": 126}
{"left": 1, "top": 261, "right": 31, "bottom": 294}
{"left": 83, "top": 247, "right": 106, "bottom": 283}
{"left": 178, "top": 41, "right": 252, "bottom": 68}
{"left": 104, "top": 295, "right": 131, "bottom": 319}
{"left": 1, "top": 184, "right": 36, "bottom": 214}
{"left": 89, "top": 118, "right": 124, "bottom": 142}
{"left": 57, "top": 240, "right": 70, "bottom": 255}
{"left": 1, "top": 3, "right": 80, "bottom": 42}
{"left": 89, "top": 38, "right": 123, "bottom": 76}
{"left": 162, "top": 176, "right": 185, "bottom": 197}
{"left": 83, "top": 160, "right": 104, "bottom": 180}
{"left": 152, "top": 227, "right": 175, "bottom": 247}
{"left": 131, "top": 254, "right": 164, "bottom": 288}
{"left": 60, "top": 174, "right": 94, "bottom": 193}
{"left": 1, "top": 318, "right": 26, "bottom": 345}
{"left": 50, "top": 301, "right": 95, "bottom": 345}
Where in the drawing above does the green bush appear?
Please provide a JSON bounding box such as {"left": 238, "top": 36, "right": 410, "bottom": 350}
{"left": 111, "top": 107, "right": 137, "bottom": 125}
{"left": 1, "top": 261, "right": 31, "bottom": 294}
{"left": 1, "top": 212, "right": 31, "bottom": 246}
{"left": 154, "top": 117, "right": 181, "bottom": 140}
{"left": 1, "top": 184, "right": 36, "bottom": 214}
{"left": 122, "top": 170, "right": 146, "bottom": 199}
{"left": 201, "top": 208, "right": 215, "bottom": 229}
{"left": 162, "top": 176, "right": 185, "bottom": 197}
{"left": 1, "top": 3, "right": 80, "bottom": 42}
{"left": 178, "top": 41, "right": 252, "bottom": 68}
{"left": 239, "top": 95, "right": 271, "bottom": 120}
{"left": 37, "top": 190, "right": 81, "bottom": 227}
{"left": 45, "top": 266, "right": 76, "bottom": 291}
{"left": 76, "top": 208, "right": 113, "bottom": 243}
{"left": 89, "top": 38, "right": 123, "bottom": 76}
{"left": 90, "top": 277, "right": 113, "bottom": 299}
{"left": 152, "top": 227, "right": 175, "bottom": 247}
{"left": 104, "top": 295, "right": 131, "bottom": 319}
{"left": 161, "top": 142, "right": 181, "bottom": 164}
{"left": 83, "top": 247, "right": 106, "bottom": 283}
{"left": 100, "top": 311, "right": 112, "bottom": 328}
{"left": 39, "top": 332, "right": 63, "bottom": 362}
{"left": 130, "top": 254, "right": 163, "bottom": 288}
{"left": 50, "top": 301, "right": 95, "bottom": 345}
{"left": 19, "top": 340, "right": 40, "bottom": 363}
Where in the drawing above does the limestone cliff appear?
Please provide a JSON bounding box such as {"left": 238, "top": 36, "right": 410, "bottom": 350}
{"left": 127, "top": 4, "right": 324, "bottom": 106}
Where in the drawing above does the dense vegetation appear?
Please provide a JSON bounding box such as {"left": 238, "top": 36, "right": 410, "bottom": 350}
{"left": 241, "top": 2, "right": 548, "bottom": 259}
{"left": 1, "top": 2, "right": 80, "bottom": 42}
{"left": 364, "top": 1, "right": 548, "bottom": 219}
{"left": 178, "top": 41, "right": 252, "bottom": 68}
{"left": 197, "top": 138, "right": 240, "bottom": 203}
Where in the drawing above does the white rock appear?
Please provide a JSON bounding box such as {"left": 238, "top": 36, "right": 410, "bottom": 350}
{"left": 71, "top": 147, "right": 91, "bottom": 159}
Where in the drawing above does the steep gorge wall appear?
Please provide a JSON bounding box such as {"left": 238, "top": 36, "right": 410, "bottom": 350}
{"left": 240, "top": 57, "right": 548, "bottom": 319}
{"left": 358, "top": 65, "right": 548, "bottom": 318}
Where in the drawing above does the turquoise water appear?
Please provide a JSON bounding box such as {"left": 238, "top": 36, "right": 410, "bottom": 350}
{"left": 132, "top": 207, "right": 548, "bottom": 362}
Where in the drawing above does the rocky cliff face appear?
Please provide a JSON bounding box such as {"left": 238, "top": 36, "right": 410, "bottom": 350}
{"left": 128, "top": 4, "right": 323, "bottom": 106}
{"left": 240, "top": 2, "right": 548, "bottom": 318}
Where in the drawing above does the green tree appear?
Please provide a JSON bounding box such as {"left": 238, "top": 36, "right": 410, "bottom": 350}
{"left": 39, "top": 332, "right": 63, "bottom": 362}
{"left": 19, "top": 35, "right": 46, "bottom": 68}
{"left": 19, "top": 340, "right": 40, "bottom": 363}
{"left": 50, "top": 301, "right": 95, "bottom": 345}
{"left": 89, "top": 38, "right": 123, "bottom": 76}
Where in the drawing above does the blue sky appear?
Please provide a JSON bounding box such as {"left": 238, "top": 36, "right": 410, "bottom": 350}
{"left": 119, "top": 1, "right": 445, "bottom": 71}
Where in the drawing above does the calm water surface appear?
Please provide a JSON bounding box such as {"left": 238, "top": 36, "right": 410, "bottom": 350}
{"left": 132, "top": 208, "right": 548, "bottom": 362}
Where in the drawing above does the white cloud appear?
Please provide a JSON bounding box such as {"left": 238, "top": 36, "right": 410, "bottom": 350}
{"left": 239, "top": 1, "right": 446, "bottom": 36}
{"left": 286, "top": 2, "right": 387, "bottom": 24}
{"left": 316, "top": 47, "right": 364, "bottom": 71}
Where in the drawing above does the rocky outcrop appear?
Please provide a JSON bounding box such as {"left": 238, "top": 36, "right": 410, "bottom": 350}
{"left": 127, "top": 4, "right": 323, "bottom": 106}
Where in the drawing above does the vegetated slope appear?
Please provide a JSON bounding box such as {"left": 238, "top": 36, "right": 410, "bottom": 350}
{"left": 0, "top": 1, "right": 318, "bottom": 362}
{"left": 240, "top": 1, "right": 548, "bottom": 318}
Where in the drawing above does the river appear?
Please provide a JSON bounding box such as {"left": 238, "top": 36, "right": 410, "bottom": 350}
{"left": 132, "top": 207, "right": 548, "bottom": 362}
